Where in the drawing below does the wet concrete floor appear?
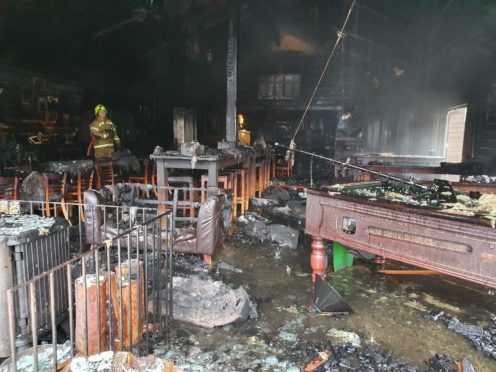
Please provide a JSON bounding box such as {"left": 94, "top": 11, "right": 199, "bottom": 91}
{"left": 155, "top": 230, "right": 496, "bottom": 371}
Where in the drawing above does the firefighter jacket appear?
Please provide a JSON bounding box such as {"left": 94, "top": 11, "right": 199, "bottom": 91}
{"left": 89, "top": 118, "right": 121, "bottom": 160}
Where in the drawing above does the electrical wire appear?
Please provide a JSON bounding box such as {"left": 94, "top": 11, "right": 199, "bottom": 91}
{"left": 310, "top": 155, "right": 314, "bottom": 187}
{"left": 290, "top": 0, "right": 357, "bottom": 144}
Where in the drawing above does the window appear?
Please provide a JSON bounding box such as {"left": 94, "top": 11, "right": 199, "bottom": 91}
{"left": 258, "top": 74, "right": 301, "bottom": 100}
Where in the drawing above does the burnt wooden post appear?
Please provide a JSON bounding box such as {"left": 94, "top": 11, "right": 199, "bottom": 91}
{"left": 75, "top": 274, "right": 109, "bottom": 356}
{"left": 225, "top": 0, "right": 238, "bottom": 146}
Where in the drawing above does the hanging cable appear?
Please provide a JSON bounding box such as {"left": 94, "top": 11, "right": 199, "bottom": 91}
{"left": 290, "top": 0, "right": 357, "bottom": 147}
{"left": 310, "top": 155, "right": 314, "bottom": 187}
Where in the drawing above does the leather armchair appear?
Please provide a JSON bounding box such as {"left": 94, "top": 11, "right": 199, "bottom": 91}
{"left": 83, "top": 190, "right": 225, "bottom": 264}
{"left": 173, "top": 194, "right": 225, "bottom": 264}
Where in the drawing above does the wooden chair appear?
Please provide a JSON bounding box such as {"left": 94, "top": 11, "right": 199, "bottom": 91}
{"left": 254, "top": 162, "right": 266, "bottom": 197}
{"left": 275, "top": 150, "right": 294, "bottom": 178}
{"left": 128, "top": 160, "right": 153, "bottom": 197}
{"left": 168, "top": 176, "right": 195, "bottom": 218}
{"left": 265, "top": 154, "right": 272, "bottom": 187}
{"left": 95, "top": 162, "right": 115, "bottom": 188}
{"left": 42, "top": 172, "right": 68, "bottom": 218}
{"left": 200, "top": 171, "right": 237, "bottom": 219}
{"left": 231, "top": 168, "right": 248, "bottom": 217}
{"left": 270, "top": 153, "right": 276, "bottom": 179}
{"left": 0, "top": 176, "right": 19, "bottom": 200}
{"left": 128, "top": 159, "right": 151, "bottom": 185}
{"left": 62, "top": 170, "right": 94, "bottom": 222}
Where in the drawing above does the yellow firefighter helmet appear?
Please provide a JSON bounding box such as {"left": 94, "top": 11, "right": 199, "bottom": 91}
{"left": 94, "top": 104, "right": 107, "bottom": 115}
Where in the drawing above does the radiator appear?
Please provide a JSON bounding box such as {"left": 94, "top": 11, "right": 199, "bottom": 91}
{"left": 0, "top": 227, "right": 69, "bottom": 357}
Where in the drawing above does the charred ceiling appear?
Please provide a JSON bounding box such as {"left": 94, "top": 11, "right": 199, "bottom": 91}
{"left": 0, "top": 0, "right": 495, "bottom": 103}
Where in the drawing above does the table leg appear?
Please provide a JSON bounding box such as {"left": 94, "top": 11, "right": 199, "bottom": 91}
{"left": 156, "top": 160, "right": 168, "bottom": 215}
{"left": 310, "top": 235, "right": 327, "bottom": 282}
{"left": 207, "top": 164, "right": 219, "bottom": 199}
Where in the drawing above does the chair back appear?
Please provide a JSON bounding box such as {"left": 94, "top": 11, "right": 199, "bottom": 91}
{"left": 83, "top": 190, "right": 105, "bottom": 244}
{"left": 43, "top": 173, "right": 66, "bottom": 203}
{"left": 196, "top": 194, "right": 225, "bottom": 253}
{"left": 0, "top": 176, "right": 19, "bottom": 200}
{"left": 95, "top": 162, "right": 114, "bottom": 188}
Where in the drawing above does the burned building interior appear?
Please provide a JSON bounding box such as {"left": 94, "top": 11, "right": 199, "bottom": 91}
{"left": 1, "top": 0, "right": 496, "bottom": 371}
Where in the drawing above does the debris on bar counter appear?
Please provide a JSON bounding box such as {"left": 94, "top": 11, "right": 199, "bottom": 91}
{"left": 149, "top": 276, "right": 257, "bottom": 328}
{"left": 180, "top": 140, "right": 205, "bottom": 157}
{"left": 424, "top": 310, "right": 496, "bottom": 359}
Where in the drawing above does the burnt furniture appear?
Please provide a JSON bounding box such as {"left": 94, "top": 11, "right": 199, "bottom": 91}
{"left": 0, "top": 216, "right": 69, "bottom": 357}
{"left": 42, "top": 172, "right": 68, "bottom": 218}
{"left": 173, "top": 194, "right": 226, "bottom": 264}
{"left": 0, "top": 177, "right": 19, "bottom": 200}
{"left": 83, "top": 190, "right": 225, "bottom": 264}
{"left": 95, "top": 161, "right": 115, "bottom": 188}
{"left": 150, "top": 149, "right": 256, "bottom": 214}
{"left": 305, "top": 187, "right": 496, "bottom": 288}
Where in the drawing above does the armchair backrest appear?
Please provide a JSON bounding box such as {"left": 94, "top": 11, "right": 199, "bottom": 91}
{"left": 84, "top": 189, "right": 104, "bottom": 244}
{"left": 196, "top": 194, "right": 225, "bottom": 253}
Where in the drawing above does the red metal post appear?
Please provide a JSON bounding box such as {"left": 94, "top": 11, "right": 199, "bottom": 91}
{"left": 310, "top": 235, "right": 327, "bottom": 282}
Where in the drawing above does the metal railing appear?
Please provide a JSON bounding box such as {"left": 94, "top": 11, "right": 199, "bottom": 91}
{"left": 4, "top": 209, "right": 175, "bottom": 371}
{"left": 0, "top": 198, "right": 165, "bottom": 253}
{"left": 0, "top": 184, "right": 223, "bottom": 232}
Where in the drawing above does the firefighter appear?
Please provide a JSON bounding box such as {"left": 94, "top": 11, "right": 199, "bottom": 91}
{"left": 89, "top": 104, "right": 120, "bottom": 161}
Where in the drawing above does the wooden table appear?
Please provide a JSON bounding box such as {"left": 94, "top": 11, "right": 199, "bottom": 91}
{"left": 150, "top": 149, "right": 257, "bottom": 205}
{"left": 305, "top": 187, "right": 496, "bottom": 288}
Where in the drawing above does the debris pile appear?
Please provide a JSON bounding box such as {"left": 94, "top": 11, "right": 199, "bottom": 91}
{"left": 302, "top": 339, "right": 417, "bottom": 372}
{"left": 238, "top": 213, "right": 300, "bottom": 249}
{"left": 0, "top": 341, "right": 72, "bottom": 372}
{"left": 20, "top": 171, "right": 46, "bottom": 201}
{"left": 0, "top": 213, "right": 60, "bottom": 239}
{"left": 464, "top": 175, "right": 496, "bottom": 184}
{"left": 267, "top": 224, "right": 300, "bottom": 249}
{"left": 70, "top": 351, "right": 175, "bottom": 371}
{"left": 425, "top": 310, "right": 496, "bottom": 359}
{"left": 47, "top": 159, "right": 94, "bottom": 174}
{"left": 426, "top": 354, "right": 475, "bottom": 372}
{"left": 327, "top": 183, "right": 496, "bottom": 227}
{"left": 263, "top": 185, "right": 291, "bottom": 204}
{"left": 149, "top": 276, "right": 257, "bottom": 328}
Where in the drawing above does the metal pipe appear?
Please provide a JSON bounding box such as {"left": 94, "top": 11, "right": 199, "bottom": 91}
{"left": 49, "top": 272, "right": 57, "bottom": 371}
{"left": 29, "top": 282, "right": 38, "bottom": 372}
{"left": 106, "top": 244, "right": 112, "bottom": 349}
{"left": 127, "top": 231, "right": 132, "bottom": 353}
{"left": 274, "top": 143, "right": 428, "bottom": 189}
{"left": 81, "top": 255, "right": 88, "bottom": 356}
{"left": 7, "top": 290, "right": 16, "bottom": 370}
{"left": 95, "top": 250, "right": 102, "bottom": 354}
{"left": 67, "top": 264, "right": 74, "bottom": 358}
